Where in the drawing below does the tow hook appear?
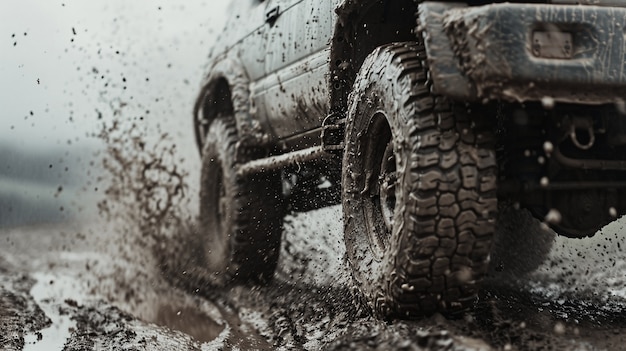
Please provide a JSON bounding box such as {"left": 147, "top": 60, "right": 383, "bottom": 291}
{"left": 567, "top": 116, "right": 595, "bottom": 150}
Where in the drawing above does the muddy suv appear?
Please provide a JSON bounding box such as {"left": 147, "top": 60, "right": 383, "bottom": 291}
{"left": 193, "top": 0, "right": 626, "bottom": 318}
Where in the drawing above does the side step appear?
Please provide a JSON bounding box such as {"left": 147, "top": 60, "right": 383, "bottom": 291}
{"left": 236, "top": 146, "right": 332, "bottom": 177}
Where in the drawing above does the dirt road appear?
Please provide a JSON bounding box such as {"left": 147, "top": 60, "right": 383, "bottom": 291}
{"left": 1, "top": 205, "right": 626, "bottom": 350}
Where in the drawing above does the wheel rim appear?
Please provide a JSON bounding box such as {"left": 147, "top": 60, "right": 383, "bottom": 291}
{"left": 195, "top": 115, "right": 210, "bottom": 152}
{"left": 216, "top": 169, "right": 227, "bottom": 236}
{"left": 362, "top": 112, "right": 395, "bottom": 257}
{"left": 379, "top": 141, "right": 396, "bottom": 232}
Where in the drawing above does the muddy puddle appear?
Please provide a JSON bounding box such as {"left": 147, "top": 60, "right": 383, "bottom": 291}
{"left": 23, "top": 273, "right": 77, "bottom": 351}
{"left": 155, "top": 304, "right": 224, "bottom": 343}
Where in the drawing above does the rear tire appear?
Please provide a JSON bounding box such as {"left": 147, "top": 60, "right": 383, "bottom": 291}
{"left": 342, "top": 42, "right": 498, "bottom": 317}
{"left": 199, "top": 118, "right": 284, "bottom": 284}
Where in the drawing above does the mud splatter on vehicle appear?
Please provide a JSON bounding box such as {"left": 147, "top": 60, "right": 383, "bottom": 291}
{"left": 3, "top": 1, "right": 626, "bottom": 349}
{"left": 193, "top": 0, "right": 626, "bottom": 319}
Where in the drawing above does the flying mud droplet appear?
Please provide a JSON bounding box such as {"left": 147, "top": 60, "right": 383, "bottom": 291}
{"left": 456, "top": 267, "right": 472, "bottom": 284}
{"left": 544, "top": 208, "right": 562, "bottom": 225}
{"left": 401, "top": 283, "right": 415, "bottom": 292}
{"left": 543, "top": 141, "right": 554, "bottom": 156}
{"left": 540, "top": 176, "right": 549, "bottom": 188}
{"left": 609, "top": 207, "right": 618, "bottom": 218}
{"left": 541, "top": 96, "right": 555, "bottom": 110}
{"left": 553, "top": 321, "right": 566, "bottom": 335}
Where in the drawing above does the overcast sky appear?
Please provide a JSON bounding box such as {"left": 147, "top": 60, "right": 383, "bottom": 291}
{"left": 1, "top": 0, "right": 229, "bottom": 152}
{"left": 1, "top": 1, "right": 231, "bottom": 225}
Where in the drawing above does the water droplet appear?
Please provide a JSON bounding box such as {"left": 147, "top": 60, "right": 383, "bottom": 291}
{"left": 543, "top": 141, "right": 554, "bottom": 154}
{"left": 541, "top": 96, "right": 555, "bottom": 109}
{"left": 545, "top": 208, "right": 562, "bottom": 224}
{"left": 553, "top": 321, "right": 566, "bottom": 335}
{"left": 401, "top": 283, "right": 414, "bottom": 291}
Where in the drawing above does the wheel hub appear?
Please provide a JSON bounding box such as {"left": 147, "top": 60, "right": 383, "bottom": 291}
{"left": 207, "top": 159, "right": 228, "bottom": 242}
{"left": 379, "top": 141, "right": 396, "bottom": 232}
{"left": 361, "top": 113, "right": 395, "bottom": 257}
{"left": 217, "top": 170, "right": 227, "bottom": 236}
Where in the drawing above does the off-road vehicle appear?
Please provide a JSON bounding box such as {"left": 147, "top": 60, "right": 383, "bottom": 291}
{"left": 193, "top": 0, "right": 626, "bottom": 318}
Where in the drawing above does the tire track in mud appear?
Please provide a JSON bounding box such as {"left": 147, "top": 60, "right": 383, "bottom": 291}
{"left": 152, "top": 202, "right": 626, "bottom": 350}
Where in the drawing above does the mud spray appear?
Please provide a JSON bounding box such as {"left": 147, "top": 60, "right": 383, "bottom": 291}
{"left": 92, "top": 114, "right": 231, "bottom": 345}
{"left": 96, "top": 116, "right": 195, "bottom": 274}
{"left": 91, "top": 112, "right": 367, "bottom": 349}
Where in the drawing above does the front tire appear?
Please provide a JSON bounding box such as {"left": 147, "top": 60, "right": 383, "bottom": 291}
{"left": 199, "top": 118, "right": 284, "bottom": 284}
{"left": 342, "top": 42, "right": 497, "bottom": 317}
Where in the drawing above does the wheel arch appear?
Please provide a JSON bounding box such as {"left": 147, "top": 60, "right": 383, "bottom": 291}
{"left": 329, "top": 0, "right": 418, "bottom": 114}
{"left": 193, "top": 57, "right": 267, "bottom": 152}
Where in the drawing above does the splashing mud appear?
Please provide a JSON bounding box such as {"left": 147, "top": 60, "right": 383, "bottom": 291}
{"left": 96, "top": 117, "right": 189, "bottom": 244}
{"left": 93, "top": 115, "right": 231, "bottom": 345}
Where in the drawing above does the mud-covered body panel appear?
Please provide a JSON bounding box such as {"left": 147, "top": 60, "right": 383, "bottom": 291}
{"left": 190, "top": 0, "right": 626, "bottom": 319}
{"left": 196, "top": 0, "right": 415, "bottom": 146}
{"left": 420, "top": 2, "right": 626, "bottom": 104}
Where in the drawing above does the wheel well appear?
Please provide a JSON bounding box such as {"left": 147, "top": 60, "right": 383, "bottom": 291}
{"left": 203, "top": 78, "right": 234, "bottom": 128}
{"left": 330, "top": 0, "right": 417, "bottom": 114}
{"left": 195, "top": 78, "right": 235, "bottom": 151}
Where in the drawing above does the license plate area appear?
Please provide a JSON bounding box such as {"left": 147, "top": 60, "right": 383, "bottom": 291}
{"left": 532, "top": 30, "right": 573, "bottom": 59}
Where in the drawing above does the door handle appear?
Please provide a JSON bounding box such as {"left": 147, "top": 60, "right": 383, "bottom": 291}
{"left": 266, "top": 6, "right": 280, "bottom": 23}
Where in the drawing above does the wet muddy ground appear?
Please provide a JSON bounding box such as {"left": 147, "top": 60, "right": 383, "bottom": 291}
{"left": 1, "top": 206, "right": 626, "bottom": 350}
{"left": 5, "top": 1, "right": 624, "bottom": 349}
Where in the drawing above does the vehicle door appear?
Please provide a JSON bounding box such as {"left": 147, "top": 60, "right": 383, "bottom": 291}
{"left": 256, "top": 0, "right": 335, "bottom": 140}
{"left": 223, "top": 0, "right": 269, "bottom": 82}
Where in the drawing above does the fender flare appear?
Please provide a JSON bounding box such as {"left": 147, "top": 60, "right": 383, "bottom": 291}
{"left": 329, "top": 0, "right": 415, "bottom": 112}
{"left": 193, "top": 56, "right": 266, "bottom": 151}
{"left": 329, "top": 0, "right": 377, "bottom": 112}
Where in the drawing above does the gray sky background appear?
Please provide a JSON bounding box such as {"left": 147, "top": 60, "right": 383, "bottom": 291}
{"left": 1, "top": 0, "right": 228, "bottom": 150}
{"left": 1, "top": 0, "right": 230, "bottom": 226}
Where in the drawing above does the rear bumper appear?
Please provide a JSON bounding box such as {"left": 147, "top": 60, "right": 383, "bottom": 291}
{"left": 419, "top": 2, "right": 626, "bottom": 104}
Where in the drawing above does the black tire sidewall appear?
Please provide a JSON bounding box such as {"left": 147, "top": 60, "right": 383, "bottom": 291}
{"left": 199, "top": 118, "right": 284, "bottom": 284}
{"left": 199, "top": 118, "right": 239, "bottom": 280}
{"left": 343, "top": 45, "right": 423, "bottom": 315}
